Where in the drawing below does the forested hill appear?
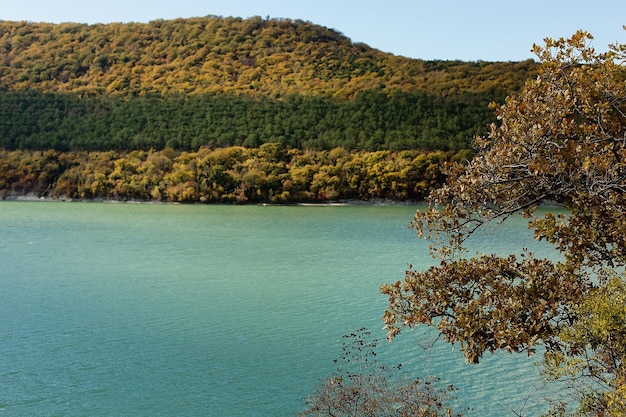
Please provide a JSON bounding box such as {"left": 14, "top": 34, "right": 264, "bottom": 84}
{"left": 0, "top": 16, "right": 538, "bottom": 151}
{"left": 0, "top": 16, "right": 535, "bottom": 97}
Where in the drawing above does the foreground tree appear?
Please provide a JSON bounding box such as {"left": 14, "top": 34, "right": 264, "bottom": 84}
{"left": 300, "top": 328, "right": 462, "bottom": 417}
{"left": 381, "top": 29, "right": 626, "bottom": 416}
{"left": 543, "top": 275, "right": 626, "bottom": 415}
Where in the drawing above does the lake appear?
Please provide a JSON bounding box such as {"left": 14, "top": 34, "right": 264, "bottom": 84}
{"left": 0, "top": 201, "right": 559, "bottom": 416}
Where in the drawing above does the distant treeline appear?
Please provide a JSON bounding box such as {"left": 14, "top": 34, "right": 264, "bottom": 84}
{"left": 0, "top": 89, "right": 497, "bottom": 152}
{"left": 0, "top": 145, "right": 469, "bottom": 203}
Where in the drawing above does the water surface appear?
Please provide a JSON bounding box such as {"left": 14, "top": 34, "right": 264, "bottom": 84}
{"left": 0, "top": 201, "right": 559, "bottom": 416}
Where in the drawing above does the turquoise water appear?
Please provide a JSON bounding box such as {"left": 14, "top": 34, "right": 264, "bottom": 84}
{"left": 0, "top": 201, "right": 558, "bottom": 416}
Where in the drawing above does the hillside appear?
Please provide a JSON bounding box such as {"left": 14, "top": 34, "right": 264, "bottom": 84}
{"left": 0, "top": 16, "right": 536, "bottom": 97}
{"left": 0, "top": 16, "right": 538, "bottom": 151}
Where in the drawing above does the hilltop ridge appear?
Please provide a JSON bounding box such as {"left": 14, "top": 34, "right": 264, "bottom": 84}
{"left": 0, "top": 16, "right": 536, "bottom": 98}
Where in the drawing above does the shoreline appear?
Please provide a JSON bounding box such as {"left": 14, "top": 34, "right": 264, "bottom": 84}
{"left": 0, "top": 193, "right": 564, "bottom": 209}
{"left": 1, "top": 192, "right": 425, "bottom": 207}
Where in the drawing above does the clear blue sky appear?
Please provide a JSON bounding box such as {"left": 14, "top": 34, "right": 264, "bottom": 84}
{"left": 2, "top": 0, "right": 624, "bottom": 61}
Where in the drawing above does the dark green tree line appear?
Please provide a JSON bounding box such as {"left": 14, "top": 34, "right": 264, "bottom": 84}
{"left": 0, "top": 89, "right": 498, "bottom": 152}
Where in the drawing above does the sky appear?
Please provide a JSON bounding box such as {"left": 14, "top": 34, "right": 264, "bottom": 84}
{"left": 1, "top": 0, "right": 625, "bottom": 62}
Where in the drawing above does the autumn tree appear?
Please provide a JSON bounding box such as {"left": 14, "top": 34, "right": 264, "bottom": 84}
{"left": 543, "top": 275, "right": 626, "bottom": 416}
{"left": 300, "top": 328, "right": 462, "bottom": 417}
{"left": 381, "top": 30, "right": 626, "bottom": 416}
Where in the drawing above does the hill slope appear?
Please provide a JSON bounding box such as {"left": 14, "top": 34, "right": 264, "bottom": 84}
{"left": 0, "top": 16, "right": 538, "bottom": 151}
{"left": 0, "top": 16, "right": 536, "bottom": 97}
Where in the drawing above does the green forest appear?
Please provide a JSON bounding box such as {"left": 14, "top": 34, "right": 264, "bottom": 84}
{"left": 0, "top": 89, "right": 499, "bottom": 151}
{"left": 0, "top": 16, "right": 537, "bottom": 201}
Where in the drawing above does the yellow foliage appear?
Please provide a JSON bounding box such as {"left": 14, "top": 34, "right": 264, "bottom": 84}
{"left": 0, "top": 17, "right": 536, "bottom": 99}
